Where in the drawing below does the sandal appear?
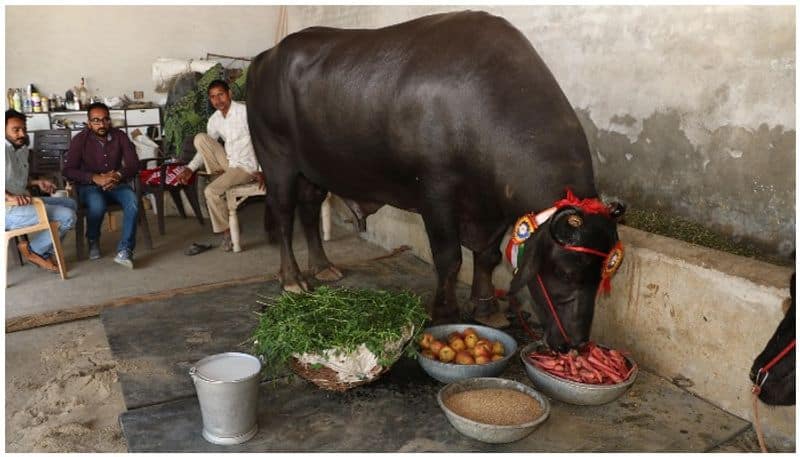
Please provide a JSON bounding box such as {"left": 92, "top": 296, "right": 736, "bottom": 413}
{"left": 184, "top": 242, "right": 212, "bottom": 256}
{"left": 221, "top": 234, "right": 234, "bottom": 252}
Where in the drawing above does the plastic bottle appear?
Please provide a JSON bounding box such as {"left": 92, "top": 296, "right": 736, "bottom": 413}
{"left": 12, "top": 89, "right": 22, "bottom": 112}
{"left": 78, "top": 77, "right": 89, "bottom": 106}
{"left": 23, "top": 96, "right": 31, "bottom": 113}
{"left": 31, "top": 92, "right": 41, "bottom": 112}
{"left": 41, "top": 96, "right": 49, "bottom": 113}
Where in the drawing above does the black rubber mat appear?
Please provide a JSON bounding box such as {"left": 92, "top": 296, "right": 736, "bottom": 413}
{"left": 103, "top": 250, "right": 749, "bottom": 451}
{"left": 119, "top": 357, "right": 749, "bottom": 452}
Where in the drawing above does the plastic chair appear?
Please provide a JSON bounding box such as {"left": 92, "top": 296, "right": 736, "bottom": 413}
{"left": 4, "top": 198, "right": 67, "bottom": 286}
{"left": 197, "top": 152, "right": 332, "bottom": 253}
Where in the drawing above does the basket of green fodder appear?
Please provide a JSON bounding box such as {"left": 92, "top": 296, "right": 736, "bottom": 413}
{"left": 252, "top": 286, "right": 429, "bottom": 392}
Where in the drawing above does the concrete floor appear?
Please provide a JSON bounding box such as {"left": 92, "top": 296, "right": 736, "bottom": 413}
{"left": 5, "top": 201, "right": 387, "bottom": 319}
{"left": 4, "top": 202, "right": 792, "bottom": 452}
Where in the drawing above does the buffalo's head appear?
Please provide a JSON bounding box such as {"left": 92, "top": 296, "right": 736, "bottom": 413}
{"left": 509, "top": 201, "right": 625, "bottom": 352}
{"left": 749, "top": 273, "right": 795, "bottom": 406}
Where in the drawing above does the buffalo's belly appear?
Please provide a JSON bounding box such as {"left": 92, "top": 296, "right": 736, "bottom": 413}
{"left": 294, "top": 150, "right": 423, "bottom": 211}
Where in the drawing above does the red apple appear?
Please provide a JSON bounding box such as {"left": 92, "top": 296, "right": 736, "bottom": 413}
{"left": 419, "top": 332, "right": 435, "bottom": 349}
{"left": 464, "top": 333, "right": 479, "bottom": 349}
{"left": 474, "top": 341, "right": 492, "bottom": 357}
{"left": 421, "top": 349, "right": 435, "bottom": 359}
{"left": 492, "top": 341, "right": 505, "bottom": 356}
{"left": 438, "top": 346, "right": 456, "bottom": 363}
{"left": 429, "top": 340, "right": 445, "bottom": 356}
{"left": 475, "top": 355, "right": 491, "bottom": 365}
{"left": 455, "top": 350, "right": 475, "bottom": 365}
{"left": 449, "top": 337, "right": 466, "bottom": 352}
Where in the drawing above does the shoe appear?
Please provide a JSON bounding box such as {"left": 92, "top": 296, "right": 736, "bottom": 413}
{"left": 184, "top": 242, "right": 212, "bottom": 256}
{"left": 17, "top": 240, "right": 59, "bottom": 273}
{"left": 114, "top": 250, "right": 134, "bottom": 269}
{"left": 221, "top": 233, "right": 233, "bottom": 252}
{"left": 88, "top": 240, "right": 101, "bottom": 260}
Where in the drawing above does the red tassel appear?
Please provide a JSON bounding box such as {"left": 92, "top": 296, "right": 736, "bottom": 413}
{"left": 599, "top": 276, "right": 612, "bottom": 295}
{"left": 554, "top": 187, "right": 610, "bottom": 217}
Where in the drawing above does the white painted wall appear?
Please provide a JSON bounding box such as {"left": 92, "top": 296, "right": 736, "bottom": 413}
{"left": 5, "top": 5, "right": 283, "bottom": 103}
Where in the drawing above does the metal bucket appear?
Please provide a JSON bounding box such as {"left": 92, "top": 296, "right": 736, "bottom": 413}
{"left": 189, "top": 352, "right": 262, "bottom": 445}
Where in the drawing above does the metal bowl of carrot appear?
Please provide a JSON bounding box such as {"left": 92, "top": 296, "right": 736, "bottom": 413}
{"left": 519, "top": 341, "right": 638, "bottom": 406}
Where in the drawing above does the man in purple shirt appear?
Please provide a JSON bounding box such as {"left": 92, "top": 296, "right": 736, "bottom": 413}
{"left": 63, "top": 102, "right": 140, "bottom": 268}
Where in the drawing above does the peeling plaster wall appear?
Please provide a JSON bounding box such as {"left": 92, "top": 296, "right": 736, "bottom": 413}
{"left": 288, "top": 5, "right": 796, "bottom": 257}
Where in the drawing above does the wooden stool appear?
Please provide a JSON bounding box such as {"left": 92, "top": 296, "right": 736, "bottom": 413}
{"left": 4, "top": 198, "right": 68, "bottom": 286}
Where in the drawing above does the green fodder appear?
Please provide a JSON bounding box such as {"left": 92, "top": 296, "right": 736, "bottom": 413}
{"left": 251, "top": 286, "right": 428, "bottom": 373}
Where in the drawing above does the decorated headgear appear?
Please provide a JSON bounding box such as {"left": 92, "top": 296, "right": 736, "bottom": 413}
{"left": 506, "top": 188, "right": 624, "bottom": 295}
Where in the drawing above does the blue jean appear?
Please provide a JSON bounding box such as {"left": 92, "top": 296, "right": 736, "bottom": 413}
{"left": 78, "top": 184, "right": 139, "bottom": 253}
{"left": 5, "top": 197, "right": 78, "bottom": 257}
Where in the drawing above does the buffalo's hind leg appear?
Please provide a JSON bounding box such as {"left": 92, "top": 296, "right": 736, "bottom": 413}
{"left": 296, "top": 176, "right": 343, "bottom": 282}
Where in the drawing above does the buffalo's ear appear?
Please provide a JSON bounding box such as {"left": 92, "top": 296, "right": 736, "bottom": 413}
{"left": 608, "top": 201, "right": 626, "bottom": 219}
{"left": 509, "top": 229, "right": 544, "bottom": 296}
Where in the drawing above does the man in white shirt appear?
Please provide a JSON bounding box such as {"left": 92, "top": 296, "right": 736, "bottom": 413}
{"left": 176, "top": 80, "right": 264, "bottom": 251}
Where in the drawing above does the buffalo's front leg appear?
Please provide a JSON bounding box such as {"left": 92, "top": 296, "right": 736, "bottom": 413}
{"left": 470, "top": 241, "right": 510, "bottom": 328}
{"left": 269, "top": 172, "right": 308, "bottom": 293}
{"left": 296, "top": 177, "right": 343, "bottom": 282}
{"left": 421, "top": 198, "right": 462, "bottom": 324}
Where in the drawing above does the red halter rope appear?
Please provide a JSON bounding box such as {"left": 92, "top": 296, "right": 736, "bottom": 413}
{"left": 752, "top": 339, "right": 796, "bottom": 393}
{"left": 751, "top": 338, "right": 795, "bottom": 452}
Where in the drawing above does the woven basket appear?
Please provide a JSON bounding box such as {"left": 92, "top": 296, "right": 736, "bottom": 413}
{"left": 289, "top": 358, "right": 391, "bottom": 392}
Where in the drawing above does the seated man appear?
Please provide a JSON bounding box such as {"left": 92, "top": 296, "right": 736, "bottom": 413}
{"left": 176, "top": 79, "right": 264, "bottom": 251}
{"left": 5, "top": 109, "right": 77, "bottom": 272}
{"left": 62, "top": 102, "right": 140, "bottom": 268}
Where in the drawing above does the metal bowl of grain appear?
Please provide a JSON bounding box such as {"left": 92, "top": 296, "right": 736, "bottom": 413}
{"left": 437, "top": 377, "right": 550, "bottom": 444}
{"left": 519, "top": 342, "right": 638, "bottom": 406}
{"left": 417, "top": 324, "right": 518, "bottom": 384}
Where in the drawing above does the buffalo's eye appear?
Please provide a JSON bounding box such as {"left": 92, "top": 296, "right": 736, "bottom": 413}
{"left": 554, "top": 265, "right": 576, "bottom": 281}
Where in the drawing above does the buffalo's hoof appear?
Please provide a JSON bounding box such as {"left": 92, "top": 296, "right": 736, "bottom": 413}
{"left": 283, "top": 280, "right": 308, "bottom": 294}
{"left": 473, "top": 311, "right": 511, "bottom": 329}
{"left": 314, "top": 266, "right": 344, "bottom": 282}
{"left": 471, "top": 297, "right": 499, "bottom": 317}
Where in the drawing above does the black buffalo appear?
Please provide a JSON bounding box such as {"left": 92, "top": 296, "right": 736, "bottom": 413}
{"left": 246, "top": 11, "right": 623, "bottom": 349}
{"left": 750, "top": 273, "right": 795, "bottom": 406}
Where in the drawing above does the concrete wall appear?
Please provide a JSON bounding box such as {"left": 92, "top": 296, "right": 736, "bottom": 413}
{"left": 288, "top": 4, "right": 795, "bottom": 257}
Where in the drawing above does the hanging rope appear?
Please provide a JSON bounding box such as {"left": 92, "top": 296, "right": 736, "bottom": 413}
{"left": 275, "top": 5, "right": 289, "bottom": 44}
{"left": 751, "top": 391, "right": 768, "bottom": 452}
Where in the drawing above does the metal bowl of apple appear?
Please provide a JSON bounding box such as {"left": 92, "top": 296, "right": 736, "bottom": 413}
{"left": 417, "top": 324, "right": 518, "bottom": 384}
